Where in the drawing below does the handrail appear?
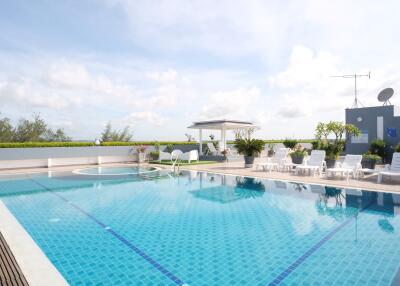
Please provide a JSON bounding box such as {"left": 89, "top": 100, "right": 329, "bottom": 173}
{"left": 171, "top": 154, "right": 181, "bottom": 174}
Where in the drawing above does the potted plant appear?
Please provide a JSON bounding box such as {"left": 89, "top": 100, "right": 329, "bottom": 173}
{"left": 149, "top": 150, "right": 159, "bottom": 160}
{"left": 267, "top": 143, "right": 274, "bottom": 156}
{"left": 136, "top": 145, "right": 147, "bottom": 163}
{"left": 361, "top": 153, "right": 381, "bottom": 169}
{"left": 283, "top": 139, "right": 297, "bottom": 149}
{"left": 221, "top": 149, "right": 229, "bottom": 162}
{"left": 289, "top": 144, "right": 307, "bottom": 164}
{"left": 369, "top": 139, "right": 387, "bottom": 162}
{"left": 315, "top": 121, "right": 361, "bottom": 168}
{"left": 166, "top": 143, "right": 174, "bottom": 153}
{"left": 234, "top": 138, "right": 265, "bottom": 168}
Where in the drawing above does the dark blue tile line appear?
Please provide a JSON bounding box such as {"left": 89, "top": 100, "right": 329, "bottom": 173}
{"left": 266, "top": 217, "right": 354, "bottom": 286}
{"left": 391, "top": 267, "right": 400, "bottom": 286}
{"left": 29, "top": 178, "right": 186, "bottom": 286}
{"left": 267, "top": 200, "right": 375, "bottom": 286}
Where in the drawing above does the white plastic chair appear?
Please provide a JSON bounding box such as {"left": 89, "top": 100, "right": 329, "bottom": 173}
{"left": 181, "top": 150, "right": 199, "bottom": 163}
{"left": 206, "top": 142, "right": 219, "bottom": 155}
{"left": 158, "top": 151, "right": 171, "bottom": 162}
{"left": 255, "top": 148, "right": 289, "bottom": 172}
{"left": 295, "top": 150, "right": 326, "bottom": 176}
{"left": 378, "top": 152, "right": 400, "bottom": 183}
{"left": 326, "top": 154, "right": 363, "bottom": 181}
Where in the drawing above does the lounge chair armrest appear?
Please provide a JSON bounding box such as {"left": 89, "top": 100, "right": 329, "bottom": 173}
{"left": 335, "top": 162, "right": 342, "bottom": 168}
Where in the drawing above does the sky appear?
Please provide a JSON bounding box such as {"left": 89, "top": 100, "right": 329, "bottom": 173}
{"left": 0, "top": 0, "right": 399, "bottom": 141}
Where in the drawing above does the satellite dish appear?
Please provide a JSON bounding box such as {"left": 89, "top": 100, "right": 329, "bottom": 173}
{"left": 377, "top": 88, "right": 394, "bottom": 106}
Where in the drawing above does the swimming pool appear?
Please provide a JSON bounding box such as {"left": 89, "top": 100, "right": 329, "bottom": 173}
{"left": 0, "top": 169, "right": 399, "bottom": 285}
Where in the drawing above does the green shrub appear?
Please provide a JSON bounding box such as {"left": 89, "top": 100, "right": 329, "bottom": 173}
{"left": 100, "top": 141, "right": 196, "bottom": 146}
{"left": 395, "top": 144, "right": 400, "bottom": 152}
{"left": 0, "top": 142, "right": 94, "bottom": 148}
{"left": 369, "top": 139, "right": 386, "bottom": 158}
{"left": 283, "top": 139, "right": 297, "bottom": 149}
{"left": 362, "top": 152, "right": 382, "bottom": 162}
{"left": 149, "top": 151, "right": 159, "bottom": 160}
{"left": 166, "top": 144, "right": 174, "bottom": 153}
{"left": 0, "top": 141, "right": 198, "bottom": 148}
{"left": 234, "top": 138, "right": 265, "bottom": 157}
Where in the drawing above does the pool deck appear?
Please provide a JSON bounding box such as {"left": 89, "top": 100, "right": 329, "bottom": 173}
{"left": 0, "top": 232, "right": 28, "bottom": 286}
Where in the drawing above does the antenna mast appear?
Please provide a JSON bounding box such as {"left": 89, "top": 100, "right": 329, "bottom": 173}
{"left": 331, "top": 71, "right": 371, "bottom": 108}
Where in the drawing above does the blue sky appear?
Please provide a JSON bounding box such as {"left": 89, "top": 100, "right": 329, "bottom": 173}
{"left": 1, "top": 0, "right": 399, "bottom": 140}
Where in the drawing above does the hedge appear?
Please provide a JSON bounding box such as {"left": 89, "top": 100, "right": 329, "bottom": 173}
{"left": 0, "top": 141, "right": 198, "bottom": 148}
{"left": 0, "top": 142, "right": 95, "bottom": 148}
{"left": 0, "top": 140, "right": 318, "bottom": 148}
{"left": 100, "top": 141, "right": 197, "bottom": 146}
{"left": 226, "top": 139, "right": 315, "bottom": 144}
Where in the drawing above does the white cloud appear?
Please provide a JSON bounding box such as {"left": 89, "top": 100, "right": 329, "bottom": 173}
{"left": 0, "top": 77, "right": 79, "bottom": 110}
{"left": 278, "top": 105, "right": 310, "bottom": 119}
{"left": 124, "top": 111, "right": 166, "bottom": 126}
{"left": 199, "top": 86, "right": 262, "bottom": 120}
{"left": 268, "top": 45, "right": 355, "bottom": 118}
{"left": 146, "top": 69, "right": 178, "bottom": 82}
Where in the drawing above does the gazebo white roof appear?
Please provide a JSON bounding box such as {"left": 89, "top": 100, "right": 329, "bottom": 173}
{"left": 187, "top": 119, "right": 259, "bottom": 155}
{"left": 187, "top": 119, "right": 258, "bottom": 130}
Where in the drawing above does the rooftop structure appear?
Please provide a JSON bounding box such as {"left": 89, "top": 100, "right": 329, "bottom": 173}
{"left": 346, "top": 105, "right": 400, "bottom": 154}
{"left": 187, "top": 119, "right": 259, "bottom": 155}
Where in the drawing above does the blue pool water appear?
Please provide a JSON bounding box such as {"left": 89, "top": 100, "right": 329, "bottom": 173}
{"left": 0, "top": 169, "right": 399, "bottom": 285}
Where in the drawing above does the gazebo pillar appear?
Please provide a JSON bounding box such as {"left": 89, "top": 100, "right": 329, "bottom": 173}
{"left": 199, "top": 129, "right": 203, "bottom": 155}
{"left": 220, "top": 129, "right": 226, "bottom": 151}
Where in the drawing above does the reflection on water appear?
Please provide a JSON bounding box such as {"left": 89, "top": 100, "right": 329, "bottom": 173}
{"left": 189, "top": 174, "right": 266, "bottom": 203}
{"left": 234, "top": 177, "right": 265, "bottom": 199}
{"left": 186, "top": 172, "right": 400, "bottom": 235}
{"left": 290, "top": 182, "right": 308, "bottom": 192}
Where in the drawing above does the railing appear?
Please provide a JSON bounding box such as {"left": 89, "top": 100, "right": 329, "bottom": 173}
{"left": 171, "top": 155, "right": 181, "bottom": 174}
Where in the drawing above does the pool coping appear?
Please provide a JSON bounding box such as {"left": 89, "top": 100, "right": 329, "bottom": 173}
{"left": 0, "top": 200, "right": 69, "bottom": 286}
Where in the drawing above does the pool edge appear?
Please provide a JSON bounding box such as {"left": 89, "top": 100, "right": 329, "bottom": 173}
{"left": 0, "top": 200, "right": 69, "bottom": 286}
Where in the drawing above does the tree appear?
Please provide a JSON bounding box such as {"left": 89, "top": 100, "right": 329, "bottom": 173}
{"left": 314, "top": 121, "right": 361, "bottom": 159}
{"left": 0, "top": 114, "right": 72, "bottom": 142}
{"left": 315, "top": 122, "right": 329, "bottom": 141}
{"left": 101, "top": 122, "right": 133, "bottom": 142}
{"left": 0, "top": 115, "right": 13, "bottom": 142}
{"left": 13, "top": 115, "right": 48, "bottom": 142}
{"left": 45, "top": 128, "right": 71, "bottom": 142}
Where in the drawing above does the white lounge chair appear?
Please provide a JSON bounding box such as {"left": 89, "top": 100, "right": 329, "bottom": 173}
{"left": 295, "top": 150, "right": 326, "bottom": 176}
{"left": 206, "top": 142, "right": 219, "bottom": 155}
{"left": 326, "top": 154, "right": 362, "bottom": 181}
{"left": 158, "top": 150, "right": 171, "bottom": 162}
{"left": 255, "top": 148, "right": 289, "bottom": 172}
{"left": 378, "top": 152, "right": 400, "bottom": 183}
{"left": 181, "top": 150, "right": 199, "bottom": 163}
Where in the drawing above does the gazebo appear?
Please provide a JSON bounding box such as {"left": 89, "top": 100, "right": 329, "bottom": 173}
{"left": 187, "top": 119, "right": 259, "bottom": 155}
